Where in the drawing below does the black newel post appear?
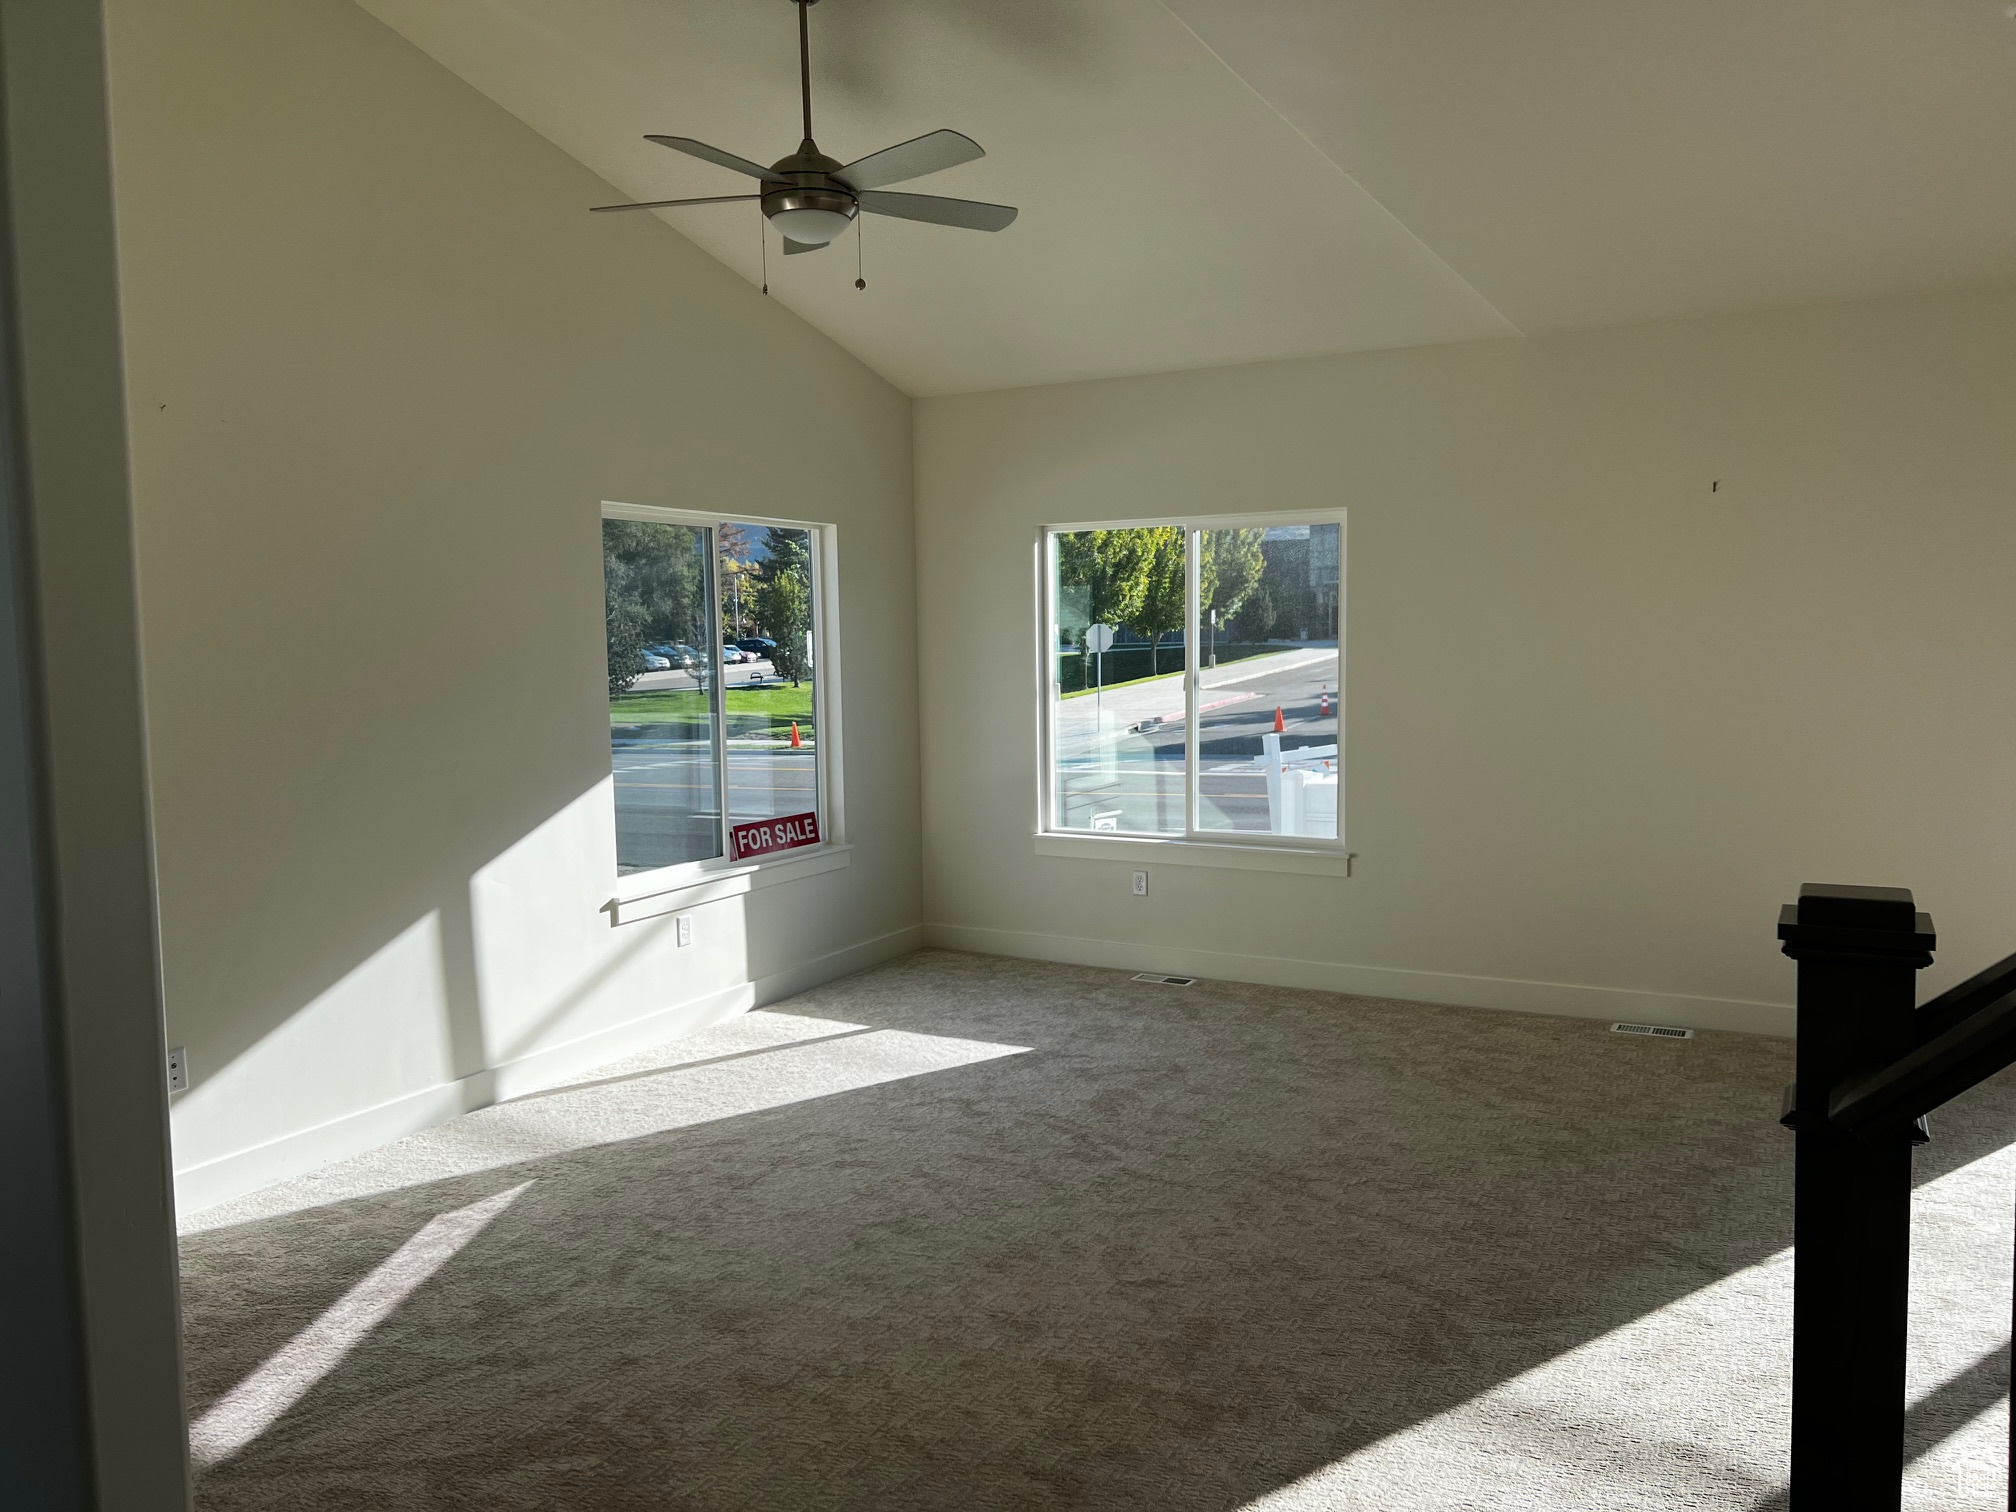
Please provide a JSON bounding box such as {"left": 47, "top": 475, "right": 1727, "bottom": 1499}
{"left": 1780, "top": 883, "right": 1936, "bottom": 1511}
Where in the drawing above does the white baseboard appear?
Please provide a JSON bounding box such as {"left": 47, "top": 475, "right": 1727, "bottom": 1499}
{"left": 921, "top": 922, "right": 1792, "bottom": 1038}
{"left": 174, "top": 924, "right": 926, "bottom": 1219}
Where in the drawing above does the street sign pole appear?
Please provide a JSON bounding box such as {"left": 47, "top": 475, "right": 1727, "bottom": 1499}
{"left": 1087, "top": 623, "right": 1115, "bottom": 726}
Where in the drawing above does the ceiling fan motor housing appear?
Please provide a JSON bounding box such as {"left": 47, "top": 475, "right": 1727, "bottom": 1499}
{"left": 762, "top": 141, "right": 859, "bottom": 245}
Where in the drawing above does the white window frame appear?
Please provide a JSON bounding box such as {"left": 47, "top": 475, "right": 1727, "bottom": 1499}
{"left": 1034, "top": 508, "right": 1350, "bottom": 872}
{"left": 602, "top": 501, "right": 847, "bottom": 916}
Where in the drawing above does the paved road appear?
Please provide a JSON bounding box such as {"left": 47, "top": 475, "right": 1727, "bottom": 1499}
{"left": 612, "top": 741, "right": 817, "bottom": 873}
{"left": 1054, "top": 649, "right": 1339, "bottom": 837}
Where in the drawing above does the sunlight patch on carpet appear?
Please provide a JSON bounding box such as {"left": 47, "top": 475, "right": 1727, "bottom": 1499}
{"left": 184, "top": 1020, "right": 1031, "bottom": 1229}
{"left": 1242, "top": 1136, "right": 2016, "bottom": 1511}
{"left": 190, "top": 1182, "right": 530, "bottom": 1469}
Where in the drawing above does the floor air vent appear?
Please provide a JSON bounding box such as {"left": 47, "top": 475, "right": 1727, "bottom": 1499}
{"left": 1612, "top": 1021, "right": 1695, "bottom": 1040}
{"left": 1133, "top": 973, "right": 1197, "bottom": 986}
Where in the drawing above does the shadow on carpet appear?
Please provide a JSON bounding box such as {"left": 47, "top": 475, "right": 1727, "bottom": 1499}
{"left": 177, "top": 950, "right": 2016, "bottom": 1510}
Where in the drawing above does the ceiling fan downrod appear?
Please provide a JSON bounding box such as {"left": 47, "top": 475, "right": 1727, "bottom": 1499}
{"left": 795, "top": 0, "right": 817, "bottom": 152}
{"left": 759, "top": 0, "right": 857, "bottom": 250}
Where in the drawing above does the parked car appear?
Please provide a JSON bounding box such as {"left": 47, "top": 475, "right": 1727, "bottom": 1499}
{"left": 646, "top": 643, "right": 703, "bottom": 670}
{"left": 638, "top": 651, "right": 671, "bottom": 672}
{"left": 720, "top": 644, "right": 748, "bottom": 664}
{"left": 735, "top": 637, "right": 776, "bottom": 659}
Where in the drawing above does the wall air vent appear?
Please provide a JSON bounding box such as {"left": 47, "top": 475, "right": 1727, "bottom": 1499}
{"left": 1612, "top": 1022, "right": 1694, "bottom": 1040}
{"left": 1132, "top": 973, "right": 1197, "bottom": 986}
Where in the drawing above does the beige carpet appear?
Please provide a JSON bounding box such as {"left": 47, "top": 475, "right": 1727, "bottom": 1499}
{"left": 177, "top": 950, "right": 2015, "bottom": 1509}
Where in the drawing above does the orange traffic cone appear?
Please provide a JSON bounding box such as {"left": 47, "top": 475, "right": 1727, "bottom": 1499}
{"left": 1273, "top": 707, "right": 1286, "bottom": 733}
{"left": 1320, "top": 690, "right": 1330, "bottom": 716}
{"left": 789, "top": 721, "right": 802, "bottom": 749}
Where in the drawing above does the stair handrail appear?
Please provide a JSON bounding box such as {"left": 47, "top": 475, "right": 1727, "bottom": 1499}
{"left": 1830, "top": 990, "right": 2016, "bottom": 1139}
{"left": 1911, "top": 946, "right": 2016, "bottom": 1040}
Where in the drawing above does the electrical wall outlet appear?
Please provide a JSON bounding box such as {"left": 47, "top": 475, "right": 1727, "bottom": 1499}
{"left": 676, "top": 913, "right": 692, "bottom": 948}
{"left": 166, "top": 1046, "right": 189, "bottom": 1094}
{"left": 1132, "top": 870, "right": 1148, "bottom": 896}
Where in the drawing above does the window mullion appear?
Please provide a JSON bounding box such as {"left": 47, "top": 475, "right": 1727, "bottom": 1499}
{"left": 1184, "top": 526, "right": 1201, "bottom": 840}
{"left": 708, "top": 525, "right": 732, "bottom": 860}
{"left": 1042, "top": 530, "right": 1058, "bottom": 832}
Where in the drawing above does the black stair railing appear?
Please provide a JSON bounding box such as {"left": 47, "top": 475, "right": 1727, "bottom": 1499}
{"left": 1779, "top": 883, "right": 2016, "bottom": 1511}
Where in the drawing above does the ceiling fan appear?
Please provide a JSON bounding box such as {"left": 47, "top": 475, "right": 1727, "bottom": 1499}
{"left": 591, "top": 0, "right": 1017, "bottom": 263}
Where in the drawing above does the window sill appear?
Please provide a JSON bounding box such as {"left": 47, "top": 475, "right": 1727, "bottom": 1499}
{"left": 1033, "top": 833, "right": 1353, "bottom": 876}
{"left": 607, "top": 844, "right": 853, "bottom": 924}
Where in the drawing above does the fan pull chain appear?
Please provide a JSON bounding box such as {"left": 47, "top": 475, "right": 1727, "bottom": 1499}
{"left": 759, "top": 211, "right": 769, "bottom": 296}
{"left": 855, "top": 214, "right": 866, "bottom": 291}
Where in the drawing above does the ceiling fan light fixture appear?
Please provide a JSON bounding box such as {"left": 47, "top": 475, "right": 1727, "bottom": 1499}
{"left": 761, "top": 177, "right": 857, "bottom": 247}
{"left": 766, "top": 204, "right": 855, "bottom": 245}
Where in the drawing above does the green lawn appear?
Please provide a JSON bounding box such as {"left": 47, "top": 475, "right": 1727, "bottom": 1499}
{"left": 724, "top": 684, "right": 814, "bottom": 720}
{"left": 610, "top": 682, "right": 814, "bottom": 725}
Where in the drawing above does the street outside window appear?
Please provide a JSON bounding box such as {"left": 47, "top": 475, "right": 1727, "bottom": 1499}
{"left": 1046, "top": 516, "right": 1342, "bottom": 844}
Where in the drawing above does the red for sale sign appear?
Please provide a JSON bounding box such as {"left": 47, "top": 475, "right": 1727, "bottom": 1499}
{"left": 730, "top": 810, "right": 821, "bottom": 861}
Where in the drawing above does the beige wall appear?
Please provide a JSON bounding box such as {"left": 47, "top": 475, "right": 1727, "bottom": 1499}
{"left": 916, "top": 287, "right": 2016, "bottom": 1034}
{"left": 106, "top": 0, "right": 920, "bottom": 1212}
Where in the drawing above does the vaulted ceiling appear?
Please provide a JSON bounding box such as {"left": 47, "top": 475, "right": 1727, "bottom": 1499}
{"left": 359, "top": 0, "right": 2016, "bottom": 397}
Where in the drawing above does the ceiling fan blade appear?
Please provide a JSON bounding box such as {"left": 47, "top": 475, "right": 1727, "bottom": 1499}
{"left": 782, "top": 238, "right": 825, "bottom": 255}
{"left": 589, "top": 194, "right": 759, "bottom": 213}
{"left": 859, "top": 191, "right": 1018, "bottom": 233}
{"left": 644, "top": 135, "right": 785, "bottom": 182}
{"left": 835, "top": 129, "right": 984, "bottom": 191}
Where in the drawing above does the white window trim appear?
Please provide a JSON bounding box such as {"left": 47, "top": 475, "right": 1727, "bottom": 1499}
{"left": 1035, "top": 507, "right": 1348, "bottom": 867}
{"left": 602, "top": 501, "right": 846, "bottom": 909}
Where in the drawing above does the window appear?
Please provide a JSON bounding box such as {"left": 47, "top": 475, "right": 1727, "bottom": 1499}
{"left": 1042, "top": 513, "right": 1343, "bottom": 847}
{"left": 604, "top": 507, "right": 831, "bottom": 880}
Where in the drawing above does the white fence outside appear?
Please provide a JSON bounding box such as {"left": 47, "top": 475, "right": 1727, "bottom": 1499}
{"left": 1257, "top": 731, "right": 1338, "bottom": 839}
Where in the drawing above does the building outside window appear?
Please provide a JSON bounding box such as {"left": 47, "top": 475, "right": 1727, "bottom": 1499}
{"left": 602, "top": 506, "right": 831, "bottom": 878}
{"left": 1042, "top": 513, "right": 1343, "bottom": 846}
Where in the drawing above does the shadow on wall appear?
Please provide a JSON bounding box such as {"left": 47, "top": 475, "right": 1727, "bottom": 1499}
{"left": 170, "top": 953, "right": 2016, "bottom": 1509}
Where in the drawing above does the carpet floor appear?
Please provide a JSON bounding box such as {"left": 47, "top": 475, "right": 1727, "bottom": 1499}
{"left": 178, "top": 950, "right": 2016, "bottom": 1510}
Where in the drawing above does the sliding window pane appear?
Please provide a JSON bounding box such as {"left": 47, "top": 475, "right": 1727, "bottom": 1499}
{"left": 723, "top": 524, "right": 821, "bottom": 858}
{"left": 605, "top": 518, "right": 721, "bottom": 872}
{"left": 1196, "top": 523, "right": 1339, "bottom": 839}
{"left": 1050, "top": 526, "right": 1187, "bottom": 835}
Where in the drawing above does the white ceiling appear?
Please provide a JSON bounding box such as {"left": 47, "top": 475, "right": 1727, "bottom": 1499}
{"left": 359, "top": 0, "right": 2016, "bottom": 397}
{"left": 1167, "top": 0, "right": 2016, "bottom": 335}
